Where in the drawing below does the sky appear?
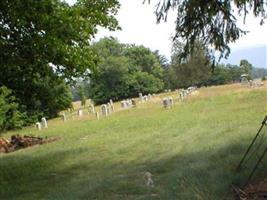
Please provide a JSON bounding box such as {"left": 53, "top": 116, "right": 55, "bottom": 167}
{"left": 66, "top": 0, "right": 267, "bottom": 61}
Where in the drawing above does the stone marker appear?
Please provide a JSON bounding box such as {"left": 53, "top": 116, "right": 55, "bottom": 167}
{"left": 163, "top": 97, "right": 169, "bottom": 108}
{"left": 139, "top": 93, "right": 143, "bottom": 101}
{"left": 109, "top": 99, "right": 114, "bottom": 105}
{"left": 61, "top": 113, "right": 66, "bottom": 122}
{"left": 143, "top": 95, "right": 148, "bottom": 101}
{"left": 110, "top": 103, "right": 114, "bottom": 112}
{"left": 107, "top": 103, "right": 111, "bottom": 114}
{"left": 36, "top": 122, "right": 42, "bottom": 130}
{"left": 101, "top": 104, "right": 108, "bottom": 117}
{"left": 96, "top": 112, "right": 100, "bottom": 120}
{"left": 89, "top": 104, "right": 95, "bottom": 114}
{"left": 41, "top": 117, "right": 48, "bottom": 128}
{"left": 78, "top": 109, "right": 83, "bottom": 117}
{"left": 121, "top": 100, "right": 127, "bottom": 108}
{"left": 168, "top": 97, "right": 173, "bottom": 106}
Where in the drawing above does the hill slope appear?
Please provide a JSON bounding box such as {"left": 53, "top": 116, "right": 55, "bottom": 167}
{"left": 0, "top": 83, "right": 267, "bottom": 200}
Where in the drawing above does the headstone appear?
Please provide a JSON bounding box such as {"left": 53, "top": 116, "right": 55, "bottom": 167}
{"left": 163, "top": 98, "right": 169, "bottom": 108}
{"left": 61, "top": 113, "right": 66, "bottom": 122}
{"left": 89, "top": 104, "right": 95, "bottom": 114}
{"left": 107, "top": 103, "right": 111, "bottom": 114}
{"left": 121, "top": 100, "right": 127, "bottom": 108}
{"left": 139, "top": 93, "right": 143, "bottom": 101}
{"left": 143, "top": 95, "right": 148, "bottom": 101}
{"left": 148, "top": 94, "right": 152, "bottom": 100}
{"left": 41, "top": 117, "right": 48, "bottom": 128}
{"left": 109, "top": 99, "right": 114, "bottom": 105}
{"left": 111, "top": 104, "right": 115, "bottom": 112}
{"left": 168, "top": 97, "right": 173, "bottom": 105}
{"left": 78, "top": 109, "right": 83, "bottom": 117}
{"left": 96, "top": 112, "right": 100, "bottom": 120}
{"left": 36, "top": 122, "right": 42, "bottom": 130}
{"left": 101, "top": 104, "right": 108, "bottom": 117}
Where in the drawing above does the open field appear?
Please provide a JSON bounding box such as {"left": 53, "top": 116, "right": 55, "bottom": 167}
{"left": 0, "top": 82, "right": 267, "bottom": 200}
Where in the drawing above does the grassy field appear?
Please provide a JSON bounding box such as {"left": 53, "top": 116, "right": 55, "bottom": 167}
{"left": 0, "top": 83, "right": 267, "bottom": 200}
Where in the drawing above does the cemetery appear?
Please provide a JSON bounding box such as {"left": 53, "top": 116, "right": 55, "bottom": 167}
{"left": 0, "top": 82, "right": 266, "bottom": 199}
{"left": 1, "top": 1, "right": 267, "bottom": 199}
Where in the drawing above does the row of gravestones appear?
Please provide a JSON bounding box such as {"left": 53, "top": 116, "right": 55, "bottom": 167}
{"left": 178, "top": 86, "right": 197, "bottom": 102}
{"left": 121, "top": 99, "right": 137, "bottom": 109}
{"left": 35, "top": 117, "right": 48, "bottom": 130}
{"left": 139, "top": 93, "right": 155, "bottom": 102}
{"left": 162, "top": 86, "right": 198, "bottom": 109}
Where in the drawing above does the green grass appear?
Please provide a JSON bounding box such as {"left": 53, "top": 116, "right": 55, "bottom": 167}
{"left": 0, "top": 84, "right": 267, "bottom": 200}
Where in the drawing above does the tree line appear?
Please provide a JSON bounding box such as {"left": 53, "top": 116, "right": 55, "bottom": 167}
{"left": 1, "top": 0, "right": 266, "bottom": 132}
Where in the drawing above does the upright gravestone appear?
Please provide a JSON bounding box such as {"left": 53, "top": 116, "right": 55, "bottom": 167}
{"left": 89, "top": 104, "right": 95, "bottom": 114}
{"left": 121, "top": 100, "right": 127, "bottom": 108}
{"left": 36, "top": 122, "right": 42, "bottom": 130}
{"left": 139, "top": 93, "right": 143, "bottom": 101}
{"left": 179, "top": 92, "right": 184, "bottom": 102}
{"left": 109, "top": 99, "right": 114, "bottom": 105}
{"left": 101, "top": 104, "right": 108, "bottom": 117}
{"left": 143, "top": 95, "right": 148, "bottom": 102}
{"left": 78, "top": 109, "right": 83, "bottom": 117}
{"left": 96, "top": 112, "right": 100, "bottom": 120}
{"left": 61, "top": 113, "right": 66, "bottom": 122}
{"left": 41, "top": 117, "right": 48, "bottom": 128}
{"left": 107, "top": 103, "right": 111, "bottom": 114}
{"left": 163, "top": 98, "right": 169, "bottom": 108}
{"left": 168, "top": 97, "right": 173, "bottom": 106}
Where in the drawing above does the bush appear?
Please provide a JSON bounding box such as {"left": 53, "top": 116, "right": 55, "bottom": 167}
{"left": 0, "top": 86, "right": 25, "bottom": 132}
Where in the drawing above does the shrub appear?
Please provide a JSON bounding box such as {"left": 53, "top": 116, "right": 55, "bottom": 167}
{"left": 0, "top": 86, "right": 25, "bottom": 132}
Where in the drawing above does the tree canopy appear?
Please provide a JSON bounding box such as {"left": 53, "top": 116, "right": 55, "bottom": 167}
{"left": 147, "top": 0, "right": 266, "bottom": 60}
{"left": 0, "top": 0, "right": 120, "bottom": 125}
{"left": 89, "top": 37, "right": 164, "bottom": 104}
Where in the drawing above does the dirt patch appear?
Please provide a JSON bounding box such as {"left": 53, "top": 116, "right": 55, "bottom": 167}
{"left": 233, "top": 179, "right": 267, "bottom": 200}
{"left": 0, "top": 135, "right": 59, "bottom": 153}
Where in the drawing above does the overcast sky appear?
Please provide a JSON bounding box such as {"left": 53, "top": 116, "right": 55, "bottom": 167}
{"left": 67, "top": 0, "right": 267, "bottom": 60}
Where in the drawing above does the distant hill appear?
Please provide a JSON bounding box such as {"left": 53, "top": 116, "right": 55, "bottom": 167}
{"left": 220, "top": 45, "right": 267, "bottom": 69}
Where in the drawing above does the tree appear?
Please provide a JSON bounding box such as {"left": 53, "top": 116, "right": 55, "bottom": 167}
{"left": 89, "top": 38, "right": 164, "bottom": 104}
{"left": 167, "top": 41, "right": 212, "bottom": 88}
{"left": 0, "top": 87, "right": 25, "bottom": 131}
{"left": 240, "top": 59, "right": 253, "bottom": 79}
{"left": 146, "top": 0, "right": 266, "bottom": 60}
{"left": 0, "top": 0, "right": 120, "bottom": 122}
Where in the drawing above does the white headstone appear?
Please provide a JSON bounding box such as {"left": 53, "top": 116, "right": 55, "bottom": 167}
{"left": 139, "top": 93, "right": 143, "bottom": 101}
{"left": 61, "top": 113, "right": 66, "bottom": 122}
{"left": 101, "top": 104, "right": 108, "bottom": 117}
{"left": 109, "top": 99, "right": 114, "bottom": 105}
{"left": 78, "top": 109, "right": 83, "bottom": 117}
{"left": 89, "top": 104, "right": 95, "bottom": 114}
{"left": 36, "top": 122, "right": 42, "bottom": 130}
{"left": 107, "top": 103, "right": 111, "bottom": 114}
{"left": 41, "top": 117, "right": 48, "bottom": 128}
{"left": 96, "top": 112, "right": 100, "bottom": 120}
{"left": 121, "top": 100, "right": 127, "bottom": 108}
{"left": 168, "top": 97, "right": 173, "bottom": 105}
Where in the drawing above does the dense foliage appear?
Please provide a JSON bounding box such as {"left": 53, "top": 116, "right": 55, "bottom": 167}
{"left": 0, "top": 0, "right": 120, "bottom": 127}
{"left": 0, "top": 87, "right": 25, "bottom": 131}
{"left": 89, "top": 37, "right": 164, "bottom": 104}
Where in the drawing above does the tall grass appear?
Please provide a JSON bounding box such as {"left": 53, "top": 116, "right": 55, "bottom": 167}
{"left": 0, "top": 83, "right": 267, "bottom": 200}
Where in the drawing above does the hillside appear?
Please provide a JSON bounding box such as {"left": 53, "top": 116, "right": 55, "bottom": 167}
{"left": 0, "top": 82, "right": 267, "bottom": 200}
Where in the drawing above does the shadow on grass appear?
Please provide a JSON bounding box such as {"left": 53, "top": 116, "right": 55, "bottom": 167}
{"left": 0, "top": 141, "right": 266, "bottom": 200}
